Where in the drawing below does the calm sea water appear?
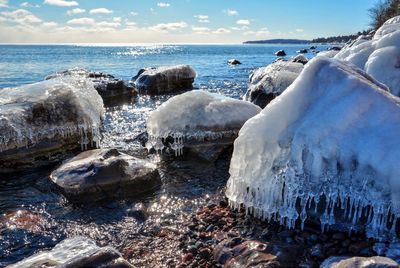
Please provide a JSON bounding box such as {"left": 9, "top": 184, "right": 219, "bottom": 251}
{"left": 0, "top": 44, "right": 325, "bottom": 266}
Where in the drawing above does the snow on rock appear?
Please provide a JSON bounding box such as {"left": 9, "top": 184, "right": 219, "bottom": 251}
{"left": 8, "top": 236, "right": 133, "bottom": 268}
{"left": 0, "top": 78, "right": 104, "bottom": 171}
{"left": 133, "top": 65, "right": 196, "bottom": 94}
{"left": 335, "top": 16, "right": 400, "bottom": 95}
{"left": 226, "top": 56, "right": 399, "bottom": 239}
{"left": 317, "top": 50, "right": 340, "bottom": 58}
{"left": 46, "top": 68, "right": 136, "bottom": 103}
{"left": 50, "top": 149, "right": 161, "bottom": 202}
{"left": 291, "top": 54, "right": 308, "bottom": 65}
{"left": 146, "top": 90, "right": 261, "bottom": 157}
{"left": 244, "top": 60, "right": 304, "bottom": 108}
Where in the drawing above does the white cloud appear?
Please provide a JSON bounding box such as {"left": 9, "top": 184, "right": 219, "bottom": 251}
{"left": 89, "top": 8, "right": 113, "bottom": 14}
{"left": 0, "top": 0, "right": 8, "bottom": 8}
{"left": 157, "top": 2, "right": 170, "bottom": 8}
{"left": 295, "top": 28, "right": 304, "bottom": 33}
{"left": 236, "top": 19, "right": 250, "bottom": 26}
{"left": 42, "top": 21, "right": 58, "bottom": 27}
{"left": 149, "top": 21, "right": 187, "bottom": 33}
{"left": 194, "top": 15, "right": 209, "bottom": 23}
{"left": 97, "top": 21, "right": 120, "bottom": 28}
{"left": 192, "top": 26, "right": 210, "bottom": 34}
{"left": 43, "top": 0, "right": 78, "bottom": 7}
{"left": 130, "top": 12, "right": 138, "bottom": 16}
{"left": 126, "top": 21, "right": 136, "bottom": 26}
{"left": 67, "top": 8, "right": 85, "bottom": 15}
{"left": 226, "top": 9, "right": 238, "bottom": 16}
{"left": 1, "top": 9, "right": 42, "bottom": 24}
{"left": 67, "top": 17, "right": 95, "bottom": 26}
{"left": 244, "top": 27, "right": 270, "bottom": 36}
{"left": 20, "top": 2, "right": 40, "bottom": 8}
{"left": 214, "top": 28, "right": 231, "bottom": 34}
{"left": 113, "top": 17, "right": 121, "bottom": 23}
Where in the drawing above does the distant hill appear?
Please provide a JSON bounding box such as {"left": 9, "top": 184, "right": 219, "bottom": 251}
{"left": 243, "top": 39, "right": 311, "bottom": 44}
{"left": 311, "top": 31, "right": 371, "bottom": 44}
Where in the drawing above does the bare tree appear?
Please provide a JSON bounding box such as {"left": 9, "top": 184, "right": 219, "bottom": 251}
{"left": 369, "top": 0, "right": 400, "bottom": 29}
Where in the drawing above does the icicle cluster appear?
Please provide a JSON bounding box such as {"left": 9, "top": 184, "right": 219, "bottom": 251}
{"left": 226, "top": 56, "right": 400, "bottom": 240}
{"left": 146, "top": 90, "right": 261, "bottom": 156}
{"left": 0, "top": 77, "right": 105, "bottom": 152}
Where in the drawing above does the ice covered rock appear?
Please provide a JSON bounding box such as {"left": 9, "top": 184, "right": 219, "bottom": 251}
{"left": 317, "top": 50, "right": 341, "bottom": 58}
{"left": 291, "top": 54, "right": 309, "bottom": 65}
{"left": 133, "top": 65, "right": 196, "bottom": 95}
{"left": 50, "top": 149, "right": 160, "bottom": 202}
{"left": 244, "top": 60, "right": 304, "bottom": 108}
{"left": 8, "top": 236, "right": 133, "bottom": 268}
{"left": 46, "top": 68, "right": 136, "bottom": 105}
{"left": 146, "top": 90, "right": 261, "bottom": 160}
{"left": 320, "top": 256, "right": 398, "bottom": 268}
{"left": 226, "top": 56, "right": 399, "bottom": 239}
{"left": 0, "top": 78, "right": 104, "bottom": 172}
{"left": 335, "top": 16, "right": 400, "bottom": 95}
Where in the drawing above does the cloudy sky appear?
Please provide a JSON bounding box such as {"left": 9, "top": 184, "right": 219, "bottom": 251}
{"left": 0, "top": 0, "right": 376, "bottom": 43}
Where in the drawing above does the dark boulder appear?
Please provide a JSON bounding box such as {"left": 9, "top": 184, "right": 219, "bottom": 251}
{"left": 297, "top": 49, "right": 308, "bottom": 54}
{"left": 228, "top": 59, "right": 242, "bottom": 65}
{"left": 132, "top": 65, "right": 196, "bottom": 95}
{"left": 275, "top": 50, "right": 286, "bottom": 56}
{"left": 50, "top": 149, "right": 161, "bottom": 202}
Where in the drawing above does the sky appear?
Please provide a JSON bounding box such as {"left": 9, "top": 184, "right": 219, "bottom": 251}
{"left": 0, "top": 0, "right": 377, "bottom": 44}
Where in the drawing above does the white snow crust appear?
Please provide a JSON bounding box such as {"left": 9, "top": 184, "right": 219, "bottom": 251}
{"left": 146, "top": 90, "right": 261, "bottom": 155}
{"left": 226, "top": 56, "right": 400, "bottom": 239}
{"left": 0, "top": 78, "right": 104, "bottom": 151}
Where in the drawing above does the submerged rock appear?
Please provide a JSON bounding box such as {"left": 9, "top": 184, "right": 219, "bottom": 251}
{"left": 132, "top": 65, "right": 196, "bottom": 94}
{"left": 8, "top": 236, "right": 133, "bottom": 268}
{"left": 320, "top": 256, "right": 398, "bottom": 268}
{"left": 275, "top": 50, "right": 286, "bottom": 56}
{"left": 244, "top": 60, "right": 304, "bottom": 108}
{"left": 228, "top": 59, "right": 242, "bottom": 65}
{"left": 146, "top": 90, "right": 261, "bottom": 161}
{"left": 227, "top": 57, "right": 399, "bottom": 239}
{"left": 0, "top": 78, "right": 104, "bottom": 173}
{"left": 46, "top": 68, "right": 136, "bottom": 104}
{"left": 335, "top": 15, "right": 400, "bottom": 95}
{"left": 50, "top": 149, "right": 161, "bottom": 202}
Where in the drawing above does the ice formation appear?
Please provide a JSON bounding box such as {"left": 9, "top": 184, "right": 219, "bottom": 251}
{"left": 0, "top": 78, "right": 104, "bottom": 152}
{"left": 146, "top": 90, "right": 261, "bottom": 156}
{"left": 226, "top": 56, "right": 400, "bottom": 239}
{"left": 335, "top": 16, "right": 400, "bottom": 95}
{"left": 244, "top": 60, "right": 304, "bottom": 108}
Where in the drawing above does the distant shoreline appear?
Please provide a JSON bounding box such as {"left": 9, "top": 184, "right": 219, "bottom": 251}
{"left": 243, "top": 39, "right": 311, "bottom": 45}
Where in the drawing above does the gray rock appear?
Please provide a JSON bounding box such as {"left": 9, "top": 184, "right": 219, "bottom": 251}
{"left": 133, "top": 65, "right": 196, "bottom": 94}
{"left": 320, "top": 256, "right": 399, "bottom": 268}
{"left": 7, "top": 236, "right": 133, "bottom": 268}
{"left": 46, "top": 68, "right": 136, "bottom": 104}
{"left": 0, "top": 78, "right": 104, "bottom": 173}
{"left": 50, "top": 149, "right": 161, "bottom": 202}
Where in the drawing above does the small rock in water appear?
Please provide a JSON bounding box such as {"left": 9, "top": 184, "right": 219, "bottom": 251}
{"left": 275, "top": 50, "right": 287, "bottom": 56}
{"left": 228, "top": 59, "right": 242, "bottom": 65}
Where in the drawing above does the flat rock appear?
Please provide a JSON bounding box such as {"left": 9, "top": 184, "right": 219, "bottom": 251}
{"left": 133, "top": 65, "right": 196, "bottom": 94}
{"left": 50, "top": 149, "right": 161, "bottom": 202}
{"left": 8, "top": 236, "right": 133, "bottom": 268}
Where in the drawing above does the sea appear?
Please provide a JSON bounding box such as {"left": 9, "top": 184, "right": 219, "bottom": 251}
{"left": 0, "top": 44, "right": 326, "bottom": 266}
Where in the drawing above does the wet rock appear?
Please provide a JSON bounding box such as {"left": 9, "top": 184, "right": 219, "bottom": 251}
{"left": 310, "top": 46, "right": 317, "bottom": 50}
{"left": 0, "top": 210, "right": 46, "bottom": 233}
{"left": 328, "top": 46, "right": 342, "bottom": 51}
{"left": 46, "top": 68, "right": 136, "bottom": 104}
{"left": 50, "top": 149, "right": 161, "bottom": 202}
{"left": 297, "top": 49, "right": 308, "bottom": 54}
{"left": 228, "top": 59, "right": 242, "bottom": 65}
{"left": 8, "top": 236, "right": 133, "bottom": 268}
{"left": 133, "top": 65, "right": 196, "bottom": 95}
{"left": 0, "top": 78, "right": 104, "bottom": 173}
{"left": 275, "top": 50, "right": 286, "bottom": 56}
{"left": 320, "top": 256, "right": 398, "bottom": 268}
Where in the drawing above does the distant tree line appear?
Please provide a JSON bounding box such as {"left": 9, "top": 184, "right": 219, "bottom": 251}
{"left": 312, "top": 0, "right": 400, "bottom": 43}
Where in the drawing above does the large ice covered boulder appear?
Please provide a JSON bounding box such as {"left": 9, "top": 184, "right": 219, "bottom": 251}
{"left": 244, "top": 60, "right": 304, "bottom": 108}
{"left": 335, "top": 16, "right": 400, "bottom": 95}
{"left": 50, "top": 149, "right": 161, "bottom": 202}
{"left": 8, "top": 236, "right": 133, "bottom": 268}
{"left": 133, "top": 65, "right": 196, "bottom": 95}
{"left": 146, "top": 90, "right": 261, "bottom": 161}
{"left": 46, "top": 68, "right": 136, "bottom": 105}
{"left": 226, "top": 56, "right": 399, "bottom": 238}
{"left": 0, "top": 78, "right": 104, "bottom": 172}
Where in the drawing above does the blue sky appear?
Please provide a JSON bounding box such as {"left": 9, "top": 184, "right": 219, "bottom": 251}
{"left": 0, "top": 0, "right": 377, "bottom": 43}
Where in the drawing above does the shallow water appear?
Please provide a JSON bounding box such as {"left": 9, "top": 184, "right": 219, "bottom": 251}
{"left": 0, "top": 44, "right": 326, "bottom": 266}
